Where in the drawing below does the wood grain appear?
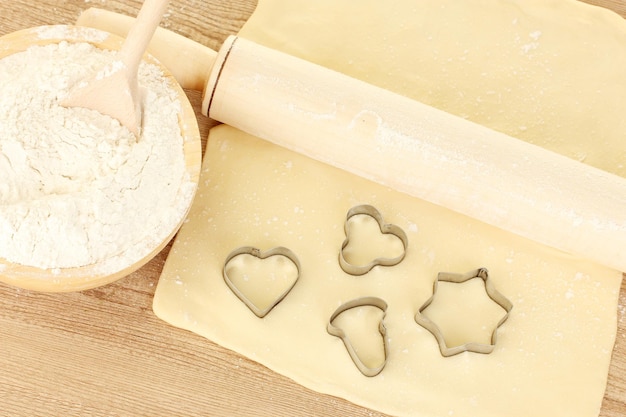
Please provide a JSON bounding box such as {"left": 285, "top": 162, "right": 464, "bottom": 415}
{"left": 0, "top": 1, "right": 624, "bottom": 416}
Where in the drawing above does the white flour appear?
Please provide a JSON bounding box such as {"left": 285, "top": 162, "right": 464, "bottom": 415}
{"left": 0, "top": 41, "right": 196, "bottom": 271}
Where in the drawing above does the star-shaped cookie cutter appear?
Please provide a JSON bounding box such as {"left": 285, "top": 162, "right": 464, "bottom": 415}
{"left": 327, "top": 297, "right": 389, "bottom": 377}
{"left": 339, "top": 204, "right": 408, "bottom": 276}
{"left": 415, "top": 268, "right": 513, "bottom": 357}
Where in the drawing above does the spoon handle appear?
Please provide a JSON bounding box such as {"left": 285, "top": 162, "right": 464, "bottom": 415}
{"left": 120, "top": 0, "right": 171, "bottom": 74}
{"left": 77, "top": 8, "right": 216, "bottom": 91}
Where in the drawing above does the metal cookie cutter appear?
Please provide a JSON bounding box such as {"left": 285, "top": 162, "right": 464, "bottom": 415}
{"left": 223, "top": 246, "right": 301, "bottom": 318}
{"left": 415, "top": 268, "right": 513, "bottom": 357}
{"left": 339, "top": 205, "right": 408, "bottom": 276}
{"left": 327, "top": 297, "right": 389, "bottom": 377}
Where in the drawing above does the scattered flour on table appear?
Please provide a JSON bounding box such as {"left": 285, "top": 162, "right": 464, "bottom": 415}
{"left": 0, "top": 41, "right": 196, "bottom": 271}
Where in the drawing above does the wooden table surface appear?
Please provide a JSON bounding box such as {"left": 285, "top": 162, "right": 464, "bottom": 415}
{"left": 1, "top": 1, "right": 625, "bottom": 416}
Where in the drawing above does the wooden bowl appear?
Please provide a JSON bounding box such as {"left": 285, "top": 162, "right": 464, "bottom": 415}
{"left": 0, "top": 25, "right": 202, "bottom": 292}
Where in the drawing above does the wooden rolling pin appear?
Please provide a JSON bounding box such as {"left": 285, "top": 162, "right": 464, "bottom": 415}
{"left": 77, "top": 8, "right": 626, "bottom": 273}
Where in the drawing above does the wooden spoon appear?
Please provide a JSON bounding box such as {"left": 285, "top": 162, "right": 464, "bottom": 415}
{"left": 61, "top": 0, "right": 170, "bottom": 136}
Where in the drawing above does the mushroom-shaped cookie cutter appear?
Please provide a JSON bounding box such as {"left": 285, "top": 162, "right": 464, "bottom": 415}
{"left": 327, "top": 297, "right": 389, "bottom": 377}
{"left": 415, "top": 268, "right": 513, "bottom": 357}
{"left": 223, "top": 246, "right": 301, "bottom": 318}
{"left": 339, "top": 205, "right": 408, "bottom": 276}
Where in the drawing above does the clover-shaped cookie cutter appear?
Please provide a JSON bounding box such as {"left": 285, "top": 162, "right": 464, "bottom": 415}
{"left": 415, "top": 268, "right": 513, "bottom": 357}
{"left": 327, "top": 297, "right": 389, "bottom": 377}
{"left": 223, "top": 246, "right": 301, "bottom": 318}
{"left": 339, "top": 205, "right": 408, "bottom": 276}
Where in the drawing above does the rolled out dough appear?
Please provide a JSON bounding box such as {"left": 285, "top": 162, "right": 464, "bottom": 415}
{"left": 154, "top": 0, "right": 625, "bottom": 416}
{"left": 238, "top": 0, "right": 626, "bottom": 179}
{"left": 155, "top": 127, "right": 620, "bottom": 417}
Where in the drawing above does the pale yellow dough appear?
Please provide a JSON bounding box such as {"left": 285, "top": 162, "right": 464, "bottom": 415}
{"left": 238, "top": 0, "right": 626, "bottom": 178}
{"left": 154, "top": 1, "right": 625, "bottom": 416}
{"left": 155, "top": 129, "right": 620, "bottom": 417}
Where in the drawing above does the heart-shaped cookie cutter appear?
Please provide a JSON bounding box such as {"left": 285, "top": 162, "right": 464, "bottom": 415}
{"left": 327, "top": 297, "right": 389, "bottom": 377}
{"left": 339, "top": 205, "right": 408, "bottom": 276}
{"left": 223, "top": 246, "right": 301, "bottom": 318}
{"left": 415, "top": 268, "right": 513, "bottom": 357}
